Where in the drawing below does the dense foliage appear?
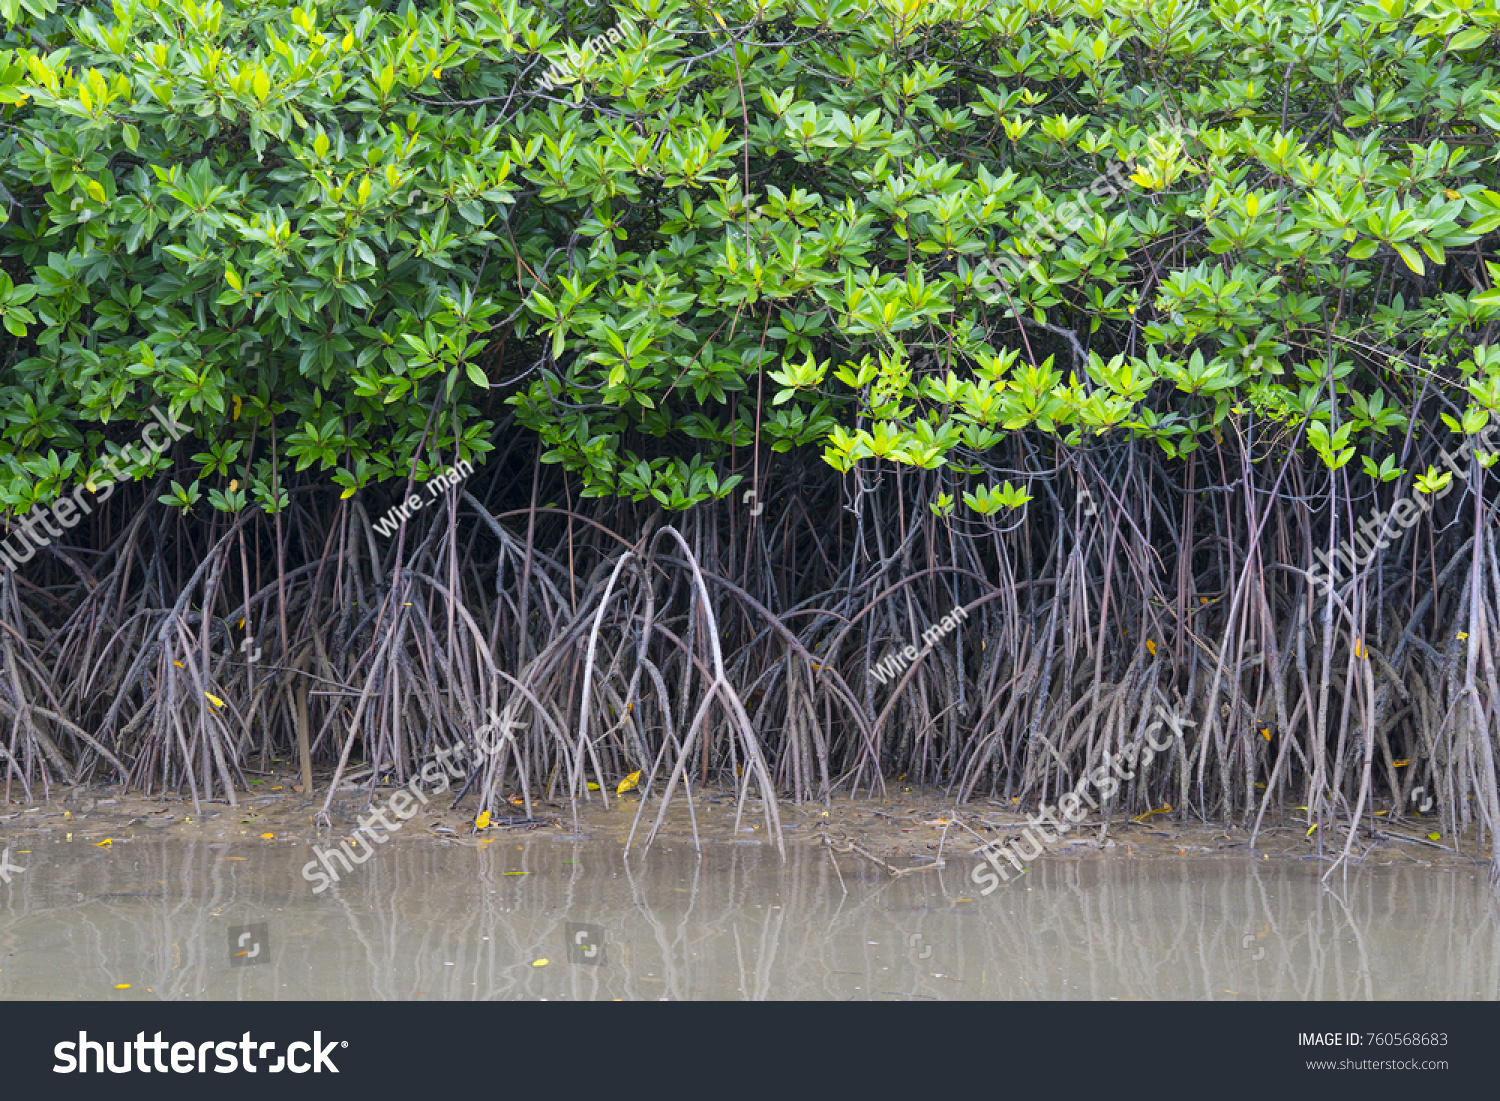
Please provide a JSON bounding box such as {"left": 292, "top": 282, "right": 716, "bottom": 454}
{"left": 3, "top": 0, "right": 1500, "bottom": 510}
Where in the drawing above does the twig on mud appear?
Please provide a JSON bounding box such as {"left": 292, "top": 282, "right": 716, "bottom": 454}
{"left": 823, "top": 833, "right": 944, "bottom": 877}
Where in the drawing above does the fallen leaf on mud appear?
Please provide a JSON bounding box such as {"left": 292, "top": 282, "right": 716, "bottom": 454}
{"left": 205, "top": 693, "right": 225, "bottom": 708}
{"left": 475, "top": 811, "right": 491, "bottom": 830}
{"left": 616, "top": 770, "right": 641, "bottom": 794}
{"left": 94, "top": 839, "right": 112, "bottom": 846}
{"left": 260, "top": 832, "right": 275, "bottom": 839}
{"left": 532, "top": 959, "right": 548, "bottom": 967}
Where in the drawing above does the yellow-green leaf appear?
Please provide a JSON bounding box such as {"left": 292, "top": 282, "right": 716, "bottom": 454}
{"left": 1392, "top": 242, "right": 1425, "bottom": 276}
{"left": 1450, "top": 27, "right": 1489, "bottom": 50}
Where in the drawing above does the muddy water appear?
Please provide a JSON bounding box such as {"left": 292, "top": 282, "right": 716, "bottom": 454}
{"left": 0, "top": 839, "right": 1495, "bottom": 999}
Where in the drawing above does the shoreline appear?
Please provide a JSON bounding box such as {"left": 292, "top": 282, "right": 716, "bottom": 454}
{"left": 0, "top": 775, "right": 1480, "bottom": 874}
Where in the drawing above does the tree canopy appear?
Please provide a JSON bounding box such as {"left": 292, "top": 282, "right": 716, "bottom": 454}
{"left": 2, "top": 0, "right": 1500, "bottom": 515}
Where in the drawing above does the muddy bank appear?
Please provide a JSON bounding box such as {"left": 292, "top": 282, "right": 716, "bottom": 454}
{"left": 0, "top": 769, "right": 1477, "bottom": 875}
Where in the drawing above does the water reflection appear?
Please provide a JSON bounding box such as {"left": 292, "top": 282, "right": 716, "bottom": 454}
{"left": 0, "top": 838, "right": 1495, "bottom": 999}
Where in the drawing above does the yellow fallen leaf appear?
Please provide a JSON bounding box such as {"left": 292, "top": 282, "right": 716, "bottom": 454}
{"left": 260, "top": 832, "right": 275, "bottom": 840}
{"left": 503, "top": 870, "right": 526, "bottom": 875}
{"left": 114, "top": 983, "right": 131, "bottom": 989}
{"left": 1132, "top": 804, "right": 1172, "bottom": 822}
{"left": 1353, "top": 639, "right": 1366, "bottom": 659}
{"left": 616, "top": 770, "right": 641, "bottom": 794}
{"left": 587, "top": 782, "right": 599, "bottom": 790}
{"left": 532, "top": 958, "right": 549, "bottom": 967}
{"left": 1306, "top": 824, "right": 1318, "bottom": 836}
{"left": 1146, "top": 639, "right": 1157, "bottom": 656}
{"left": 173, "top": 660, "right": 183, "bottom": 667}
{"left": 1261, "top": 727, "right": 1270, "bottom": 740}
{"left": 94, "top": 839, "right": 112, "bottom": 847}
{"left": 475, "top": 811, "right": 491, "bottom": 830}
{"left": 1393, "top": 759, "right": 1410, "bottom": 767}
{"left": 205, "top": 693, "right": 225, "bottom": 708}
{"left": 1428, "top": 832, "right": 1442, "bottom": 841}
{"left": 1457, "top": 632, "right": 1469, "bottom": 640}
